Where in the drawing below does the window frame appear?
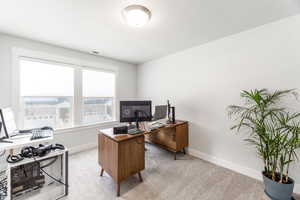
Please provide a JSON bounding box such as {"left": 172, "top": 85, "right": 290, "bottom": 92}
{"left": 12, "top": 48, "right": 119, "bottom": 133}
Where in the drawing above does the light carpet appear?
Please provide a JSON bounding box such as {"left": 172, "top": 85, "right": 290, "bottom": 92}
{"left": 61, "top": 144, "right": 300, "bottom": 200}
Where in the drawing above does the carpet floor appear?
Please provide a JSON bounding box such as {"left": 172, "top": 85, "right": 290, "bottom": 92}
{"left": 59, "top": 144, "right": 300, "bottom": 200}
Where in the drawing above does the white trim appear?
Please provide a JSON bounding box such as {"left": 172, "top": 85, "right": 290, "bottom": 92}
{"left": 11, "top": 49, "right": 21, "bottom": 125}
{"left": 114, "top": 70, "right": 120, "bottom": 122}
{"left": 188, "top": 148, "right": 300, "bottom": 195}
{"left": 68, "top": 142, "right": 97, "bottom": 155}
{"left": 295, "top": 185, "right": 300, "bottom": 196}
{"left": 54, "top": 120, "right": 118, "bottom": 135}
{"left": 74, "top": 69, "right": 82, "bottom": 125}
{"left": 12, "top": 47, "right": 118, "bottom": 72}
{"left": 11, "top": 47, "right": 119, "bottom": 130}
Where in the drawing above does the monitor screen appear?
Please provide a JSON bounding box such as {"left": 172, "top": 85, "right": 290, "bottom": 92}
{"left": 153, "top": 105, "right": 168, "bottom": 121}
{"left": 0, "top": 108, "right": 18, "bottom": 138}
{"left": 120, "top": 101, "right": 152, "bottom": 122}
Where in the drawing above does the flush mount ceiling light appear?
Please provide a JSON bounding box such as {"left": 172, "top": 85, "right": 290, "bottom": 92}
{"left": 122, "top": 5, "right": 151, "bottom": 27}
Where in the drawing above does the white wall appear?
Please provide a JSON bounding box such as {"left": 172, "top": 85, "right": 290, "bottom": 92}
{"left": 0, "top": 33, "right": 137, "bottom": 153}
{"left": 137, "top": 14, "right": 300, "bottom": 192}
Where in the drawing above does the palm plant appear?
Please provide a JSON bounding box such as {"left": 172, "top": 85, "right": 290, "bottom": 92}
{"left": 228, "top": 89, "right": 300, "bottom": 183}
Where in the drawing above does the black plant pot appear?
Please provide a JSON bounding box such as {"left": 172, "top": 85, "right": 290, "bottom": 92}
{"left": 263, "top": 172, "right": 295, "bottom": 200}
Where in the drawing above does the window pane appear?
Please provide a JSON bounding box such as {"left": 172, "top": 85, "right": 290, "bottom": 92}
{"left": 20, "top": 59, "right": 74, "bottom": 129}
{"left": 82, "top": 97, "right": 113, "bottom": 124}
{"left": 82, "top": 70, "right": 115, "bottom": 97}
{"left": 21, "top": 97, "right": 73, "bottom": 129}
{"left": 20, "top": 59, "right": 74, "bottom": 96}
{"left": 82, "top": 70, "right": 115, "bottom": 124}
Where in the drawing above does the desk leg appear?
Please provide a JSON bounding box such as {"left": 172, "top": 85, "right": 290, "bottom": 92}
{"left": 65, "top": 150, "right": 69, "bottom": 196}
{"left": 182, "top": 148, "right": 186, "bottom": 155}
{"left": 174, "top": 152, "right": 177, "bottom": 160}
{"left": 116, "top": 183, "right": 120, "bottom": 197}
{"left": 100, "top": 168, "right": 104, "bottom": 176}
{"left": 138, "top": 172, "right": 143, "bottom": 182}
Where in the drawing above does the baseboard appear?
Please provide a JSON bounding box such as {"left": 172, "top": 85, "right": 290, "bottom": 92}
{"left": 68, "top": 142, "right": 97, "bottom": 155}
{"left": 188, "top": 148, "right": 300, "bottom": 195}
{"left": 294, "top": 184, "right": 300, "bottom": 196}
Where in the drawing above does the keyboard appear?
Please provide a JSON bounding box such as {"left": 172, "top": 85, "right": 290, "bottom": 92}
{"left": 150, "top": 122, "right": 165, "bottom": 130}
{"left": 31, "top": 129, "right": 53, "bottom": 140}
{"left": 128, "top": 128, "right": 144, "bottom": 135}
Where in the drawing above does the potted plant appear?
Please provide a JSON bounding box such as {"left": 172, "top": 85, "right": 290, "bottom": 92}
{"left": 228, "top": 89, "right": 300, "bottom": 200}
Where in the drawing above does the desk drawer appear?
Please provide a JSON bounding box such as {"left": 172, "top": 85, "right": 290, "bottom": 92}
{"left": 146, "top": 128, "right": 176, "bottom": 150}
{"left": 98, "top": 134, "right": 119, "bottom": 181}
{"left": 175, "top": 122, "right": 189, "bottom": 151}
{"left": 118, "top": 135, "right": 145, "bottom": 181}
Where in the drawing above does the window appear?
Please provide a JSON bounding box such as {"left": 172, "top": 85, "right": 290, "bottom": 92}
{"left": 18, "top": 57, "right": 116, "bottom": 130}
{"left": 20, "top": 59, "right": 74, "bottom": 129}
{"left": 82, "top": 70, "right": 115, "bottom": 124}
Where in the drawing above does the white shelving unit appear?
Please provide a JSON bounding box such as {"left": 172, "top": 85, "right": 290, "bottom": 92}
{"left": 7, "top": 150, "right": 68, "bottom": 200}
{"left": 0, "top": 135, "right": 68, "bottom": 200}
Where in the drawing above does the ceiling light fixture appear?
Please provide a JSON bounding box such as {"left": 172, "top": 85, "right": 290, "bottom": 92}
{"left": 122, "top": 5, "right": 151, "bottom": 27}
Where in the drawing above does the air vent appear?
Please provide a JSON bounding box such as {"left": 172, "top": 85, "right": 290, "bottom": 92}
{"left": 91, "top": 50, "right": 100, "bottom": 55}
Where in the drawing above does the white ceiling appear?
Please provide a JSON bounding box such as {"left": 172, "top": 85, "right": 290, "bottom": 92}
{"left": 0, "top": 0, "right": 300, "bottom": 64}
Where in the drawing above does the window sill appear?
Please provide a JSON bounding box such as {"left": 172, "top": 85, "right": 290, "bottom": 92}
{"left": 54, "top": 120, "right": 119, "bottom": 135}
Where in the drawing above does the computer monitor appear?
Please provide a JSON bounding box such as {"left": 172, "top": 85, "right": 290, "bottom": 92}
{"left": 120, "top": 101, "right": 152, "bottom": 125}
{"left": 0, "top": 108, "right": 18, "bottom": 138}
{"left": 153, "top": 105, "right": 168, "bottom": 121}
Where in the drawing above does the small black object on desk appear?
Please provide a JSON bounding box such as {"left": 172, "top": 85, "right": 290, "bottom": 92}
{"left": 167, "top": 100, "right": 176, "bottom": 124}
{"left": 171, "top": 106, "right": 176, "bottom": 124}
{"left": 113, "top": 126, "right": 128, "bottom": 135}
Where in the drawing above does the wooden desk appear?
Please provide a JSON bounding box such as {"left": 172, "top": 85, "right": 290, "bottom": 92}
{"left": 97, "top": 129, "right": 145, "bottom": 197}
{"left": 97, "top": 120, "right": 188, "bottom": 196}
{"left": 144, "top": 120, "right": 188, "bottom": 160}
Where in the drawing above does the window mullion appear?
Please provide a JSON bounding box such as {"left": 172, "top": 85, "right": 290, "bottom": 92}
{"left": 12, "top": 55, "right": 21, "bottom": 127}
{"left": 74, "top": 69, "right": 82, "bottom": 126}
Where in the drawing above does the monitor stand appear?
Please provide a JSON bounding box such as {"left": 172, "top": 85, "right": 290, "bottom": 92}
{"left": 127, "top": 120, "right": 143, "bottom": 135}
{"left": 128, "top": 122, "right": 136, "bottom": 130}
{"left": 135, "top": 120, "right": 140, "bottom": 129}
{"left": 134, "top": 110, "right": 143, "bottom": 129}
{"left": 127, "top": 111, "right": 141, "bottom": 130}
